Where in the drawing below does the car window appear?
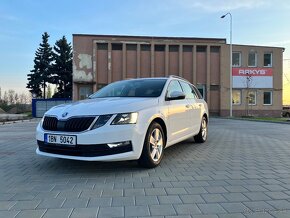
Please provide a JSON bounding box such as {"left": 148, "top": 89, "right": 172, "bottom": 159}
{"left": 89, "top": 79, "right": 167, "bottom": 98}
{"left": 166, "top": 80, "right": 183, "bottom": 97}
{"left": 179, "top": 81, "right": 197, "bottom": 99}
{"left": 191, "top": 85, "right": 202, "bottom": 99}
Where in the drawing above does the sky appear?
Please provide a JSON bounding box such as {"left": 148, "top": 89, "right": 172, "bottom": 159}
{"left": 0, "top": 0, "right": 290, "bottom": 104}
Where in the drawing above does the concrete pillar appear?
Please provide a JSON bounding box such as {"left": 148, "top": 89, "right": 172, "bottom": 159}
{"left": 165, "top": 44, "right": 169, "bottom": 76}
{"left": 122, "top": 43, "right": 126, "bottom": 79}
{"left": 92, "top": 41, "right": 97, "bottom": 92}
{"left": 179, "top": 45, "right": 183, "bottom": 77}
{"left": 108, "top": 42, "right": 112, "bottom": 83}
{"left": 206, "top": 45, "right": 211, "bottom": 106}
{"left": 151, "top": 42, "right": 155, "bottom": 77}
{"left": 193, "top": 45, "right": 197, "bottom": 85}
{"left": 137, "top": 44, "right": 141, "bottom": 78}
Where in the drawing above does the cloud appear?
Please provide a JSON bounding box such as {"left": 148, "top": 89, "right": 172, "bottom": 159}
{"left": 180, "top": 0, "right": 270, "bottom": 12}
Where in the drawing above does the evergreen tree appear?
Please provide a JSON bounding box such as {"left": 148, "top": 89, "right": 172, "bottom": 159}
{"left": 51, "top": 36, "right": 73, "bottom": 98}
{"left": 27, "top": 32, "right": 53, "bottom": 98}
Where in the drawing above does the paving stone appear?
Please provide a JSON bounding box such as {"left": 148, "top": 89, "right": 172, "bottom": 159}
{"left": 173, "top": 204, "right": 201, "bottom": 215}
{"left": 243, "top": 201, "right": 275, "bottom": 212}
{"left": 185, "top": 187, "right": 208, "bottom": 194}
{"left": 98, "top": 206, "right": 124, "bottom": 218}
{"left": 266, "top": 200, "right": 290, "bottom": 210}
{"left": 0, "top": 200, "right": 17, "bottom": 210}
{"left": 42, "top": 208, "right": 72, "bottom": 218}
{"left": 70, "top": 207, "right": 99, "bottom": 218}
{"left": 124, "top": 205, "right": 150, "bottom": 216}
{"left": 112, "top": 196, "right": 135, "bottom": 206}
{"left": 243, "top": 192, "right": 272, "bottom": 201}
{"left": 224, "top": 186, "right": 249, "bottom": 193}
{"left": 243, "top": 211, "right": 274, "bottom": 218}
{"left": 197, "top": 203, "right": 227, "bottom": 214}
{"left": 62, "top": 198, "right": 89, "bottom": 208}
{"left": 124, "top": 188, "right": 145, "bottom": 196}
{"left": 165, "top": 188, "right": 187, "bottom": 195}
{"left": 135, "top": 195, "right": 159, "bottom": 206}
{"left": 87, "top": 197, "right": 112, "bottom": 207}
{"left": 0, "top": 210, "right": 20, "bottom": 218}
{"left": 11, "top": 200, "right": 41, "bottom": 210}
{"left": 218, "top": 214, "right": 246, "bottom": 218}
{"left": 150, "top": 205, "right": 176, "bottom": 216}
{"left": 222, "top": 193, "right": 249, "bottom": 202}
{"left": 36, "top": 198, "right": 65, "bottom": 209}
{"left": 220, "top": 202, "right": 250, "bottom": 213}
{"left": 264, "top": 191, "right": 290, "bottom": 200}
{"left": 269, "top": 209, "right": 290, "bottom": 218}
{"left": 15, "top": 209, "right": 46, "bottom": 218}
{"left": 158, "top": 195, "right": 182, "bottom": 204}
{"left": 204, "top": 186, "right": 228, "bottom": 194}
{"left": 180, "top": 194, "right": 205, "bottom": 203}
{"left": 145, "top": 188, "right": 167, "bottom": 196}
{"left": 101, "top": 189, "right": 123, "bottom": 197}
{"left": 201, "top": 194, "right": 227, "bottom": 203}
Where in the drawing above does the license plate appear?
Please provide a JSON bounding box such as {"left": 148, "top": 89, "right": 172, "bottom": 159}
{"left": 44, "top": 134, "right": 76, "bottom": 146}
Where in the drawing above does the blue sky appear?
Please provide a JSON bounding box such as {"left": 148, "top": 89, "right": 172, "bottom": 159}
{"left": 0, "top": 0, "right": 290, "bottom": 102}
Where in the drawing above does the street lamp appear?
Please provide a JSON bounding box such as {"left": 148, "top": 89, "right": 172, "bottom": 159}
{"left": 221, "top": 12, "right": 233, "bottom": 117}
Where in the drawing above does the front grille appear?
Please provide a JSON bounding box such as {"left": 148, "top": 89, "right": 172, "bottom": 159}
{"left": 37, "top": 140, "right": 133, "bottom": 157}
{"left": 42, "top": 116, "right": 95, "bottom": 132}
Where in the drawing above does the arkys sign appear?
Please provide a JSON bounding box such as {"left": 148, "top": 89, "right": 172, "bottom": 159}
{"left": 232, "top": 68, "right": 273, "bottom": 88}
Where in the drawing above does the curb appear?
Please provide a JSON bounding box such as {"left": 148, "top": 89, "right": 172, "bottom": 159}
{"left": 215, "top": 117, "right": 290, "bottom": 125}
{"left": 0, "top": 118, "right": 39, "bottom": 125}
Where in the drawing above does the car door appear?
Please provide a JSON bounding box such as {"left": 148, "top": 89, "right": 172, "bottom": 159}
{"left": 179, "top": 81, "right": 202, "bottom": 134}
{"left": 166, "top": 80, "right": 192, "bottom": 143}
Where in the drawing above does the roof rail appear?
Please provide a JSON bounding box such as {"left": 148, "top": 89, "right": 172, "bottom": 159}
{"left": 168, "top": 75, "right": 190, "bottom": 82}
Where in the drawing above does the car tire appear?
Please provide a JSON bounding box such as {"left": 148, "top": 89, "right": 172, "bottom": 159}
{"left": 194, "top": 116, "right": 208, "bottom": 143}
{"left": 138, "top": 122, "right": 165, "bottom": 168}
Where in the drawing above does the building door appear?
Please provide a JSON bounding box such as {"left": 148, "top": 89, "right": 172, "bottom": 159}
{"left": 79, "top": 85, "right": 93, "bottom": 100}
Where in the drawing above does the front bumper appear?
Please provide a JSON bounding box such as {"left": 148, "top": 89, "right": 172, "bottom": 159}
{"left": 36, "top": 121, "right": 147, "bottom": 161}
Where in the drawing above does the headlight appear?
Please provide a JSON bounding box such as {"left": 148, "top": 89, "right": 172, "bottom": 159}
{"left": 111, "top": 113, "right": 138, "bottom": 125}
{"left": 91, "top": 114, "right": 113, "bottom": 129}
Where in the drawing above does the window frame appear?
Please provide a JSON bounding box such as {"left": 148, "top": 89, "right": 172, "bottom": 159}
{"left": 248, "top": 52, "right": 257, "bottom": 67}
{"left": 263, "top": 53, "right": 273, "bottom": 67}
{"left": 165, "top": 80, "right": 183, "bottom": 99}
{"left": 263, "top": 91, "right": 273, "bottom": 105}
{"left": 247, "top": 90, "right": 257, "bottom": 105}
{"left": 232, "top": 89, "right": 242, "bottom": 105}
{"left": 232, "top": 52, "right": 242, "bottom": 67}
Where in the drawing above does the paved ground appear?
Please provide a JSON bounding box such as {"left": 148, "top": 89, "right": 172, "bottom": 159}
{"left": 1, "top": 118, "right": 290, "bottom": 218}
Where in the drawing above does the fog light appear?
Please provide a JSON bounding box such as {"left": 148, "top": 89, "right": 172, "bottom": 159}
{"left": 107, "top": 141, "right": 131, "bottom": 148}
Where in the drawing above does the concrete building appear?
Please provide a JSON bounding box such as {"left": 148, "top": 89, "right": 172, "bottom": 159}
{"left": 72, "top": 34, "right": 284, "bottom": 117}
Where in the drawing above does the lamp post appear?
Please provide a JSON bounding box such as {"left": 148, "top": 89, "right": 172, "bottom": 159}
{"left": 221, "top": 12, "right": 233, "bottom": 117}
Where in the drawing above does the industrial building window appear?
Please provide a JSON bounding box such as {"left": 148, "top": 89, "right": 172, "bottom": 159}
{"left": 112, "top": 43, "right": 122, "bottom": 50}
{"left": 97, "top": 43, "right": 108, "bottom": 50}
{"left": 248, "top": 51, "right": 257, "bottom": 67}
{"left": 155, "top": 45, "right": 165, "bottom": 52}
{"left": 141, "top": 44, "right": 151, "bottom": 51}
{"left": 263, "top": 91, "right": 272, "bottom": 105}
{"left": 232, "top": 52, "right": 241, "bottom": 67}
{"left": 183, "top": 45, "right": 193, "bottom": 52}
{"left": 196, "top": 46, "right": 206, "bottom": 52}
{"left": 210, "top": 46, "right": 220, "bottom": 53}
{"left": 248, "top": 91, "right": 256, "bottom": 105}
{"left": 169, "top": 45, "right": 179, "bottom": 52}
{"left": 97, "top": 83, "right": 107, "bottom": 90}
{"left": 264, "top": 53, "right": 272, "bottom": 67}
{"left": 197, "top": 84, "right": 206, "bottom": 100}
{"left": 126, "top": 44, "right": 137, "bottom": 51}
{"left": 232, "top": 90, "right": 241, "bottom": 105}
{"left": 79, "top": 86, "right": 93, "bottom": 100}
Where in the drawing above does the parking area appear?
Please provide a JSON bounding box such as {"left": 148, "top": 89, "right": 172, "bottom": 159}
{"left": 1, "top": 118, "right": 290, "bottom": 218}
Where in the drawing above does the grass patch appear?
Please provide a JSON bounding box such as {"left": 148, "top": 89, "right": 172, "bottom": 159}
{"left": 237, "top": 117, "right": 289, "bottom": 122}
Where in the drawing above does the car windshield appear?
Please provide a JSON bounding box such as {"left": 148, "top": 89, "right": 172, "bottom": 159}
{"left": 89, "top": 79, "right": 167, "bottom": 98}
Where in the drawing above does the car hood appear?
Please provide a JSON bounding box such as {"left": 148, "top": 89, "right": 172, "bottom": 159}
{"left": 45, "top": 97, "right": 159, "bottom": 119}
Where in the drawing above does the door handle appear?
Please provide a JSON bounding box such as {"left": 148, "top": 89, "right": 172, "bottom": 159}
{"left": 186, "top": 104, "right": 191, "bottom": 108}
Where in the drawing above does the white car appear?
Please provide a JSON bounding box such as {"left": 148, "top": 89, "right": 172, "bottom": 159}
{"left": 36, "top": 76, "right": 208, "bottom": 168}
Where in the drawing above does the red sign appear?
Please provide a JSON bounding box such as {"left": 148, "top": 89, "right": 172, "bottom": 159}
{"left": 232, "top": 68, "right": 273, "bottom": 76}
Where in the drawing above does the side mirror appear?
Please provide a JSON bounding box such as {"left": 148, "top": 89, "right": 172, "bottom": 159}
{"left": 166, "top": 91, "right": 186, "bottom": 101}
